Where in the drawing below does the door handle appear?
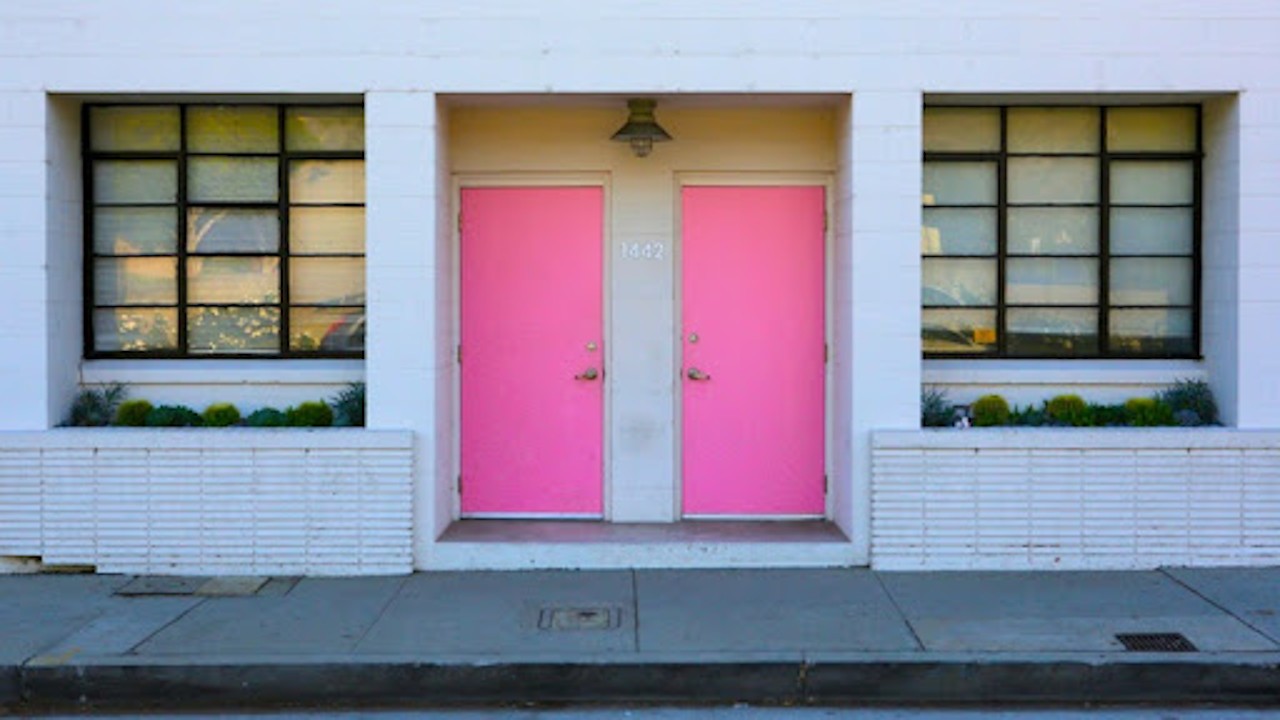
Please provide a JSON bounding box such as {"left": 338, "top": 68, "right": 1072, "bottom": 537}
{"left": 574, "top": 367, "right": 600, "bottom": 381}
{"left": 687, "top": 367, "right": 711, "bottom": 381}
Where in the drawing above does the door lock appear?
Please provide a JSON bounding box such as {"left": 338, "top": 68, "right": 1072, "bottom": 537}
{"left": 575, "top": 367, "right": 600, "bottom": 381}
{"left": 686, "top": 367, "right": 711, "bottom": 381}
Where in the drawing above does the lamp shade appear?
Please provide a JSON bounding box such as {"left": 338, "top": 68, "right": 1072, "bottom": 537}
{"left": 611, "top": 98, "right": 672, "bottom": 157}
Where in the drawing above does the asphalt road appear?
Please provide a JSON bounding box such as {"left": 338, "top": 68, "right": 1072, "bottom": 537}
{"left": 27, "top": 707, "right": 1280, "bottom": 719}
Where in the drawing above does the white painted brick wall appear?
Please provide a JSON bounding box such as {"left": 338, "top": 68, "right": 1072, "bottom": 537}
{"left": 0, "top": 430, "right": 414, "bottom": 575}
{"left": 873, "top": 430, "right": 1280, "bottom": 570}
{"left": 0, "top": 1, "right": 1277, "bottom": 570}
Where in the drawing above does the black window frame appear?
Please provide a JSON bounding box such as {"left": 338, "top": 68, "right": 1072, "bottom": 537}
{"left": 83, "top": 101, "right": 366, "bottom": 360}
{"left": 922, "top": 104, "right": 1203, "bottom": 360}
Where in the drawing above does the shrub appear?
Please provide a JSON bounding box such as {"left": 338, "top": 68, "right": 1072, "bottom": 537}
{"left": 970, "top": 394, "right": 1010, "bottom": 427}
{"left": 1009, "top": 404, "right": 1048, "bottom": 427}
{"left": 145, "top": 404, "right": 203, "bottom": 427}
{"left": 1090, "top": 403, "right": 1131, "bottom": 427}
{"left": 201, "top": 403, "right": 242, "bottom": 427}
{"left": 921, "top": 387, "right": 957, "bottom": 428}
{"left": 285, "top": 401, "right": 334, "bottom": 427}
{"left": 246, "top": 408, "right": 287, "bottom": 427}
{"left": 330, "top": 382, "right": 366, "bottom": 427}
{"left": 1124, "top": 397, "right": 1175, "bottom": 427}
{"left": 114, "top": 399, "right": 154, "bottom": 427}
{"left": 1159, "top": 379, "right": 1218, "bottom": 426}
{"left": 1045, "top": 394, "right": 1091, "bottom": 427}
{"left": 66, "top": 383, "right": 127, "bottom": 427}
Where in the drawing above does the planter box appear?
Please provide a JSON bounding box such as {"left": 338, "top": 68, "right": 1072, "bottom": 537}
{"left": 0, "top": 429, "right": 414, "bottom": 576}
{"left": 872, "top": 429, "right": 1280, "bottom": 570}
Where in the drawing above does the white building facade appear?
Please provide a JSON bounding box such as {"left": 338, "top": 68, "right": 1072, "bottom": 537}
{"left": 1, "top": 1, "right": 1279, "bottom": 575}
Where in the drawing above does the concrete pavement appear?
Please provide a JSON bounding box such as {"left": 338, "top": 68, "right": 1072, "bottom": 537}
{"left": 2, "top": 568, "right": 1279, "bottom": 712}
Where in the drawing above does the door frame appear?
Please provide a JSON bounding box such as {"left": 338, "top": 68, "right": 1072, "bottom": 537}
{"left": 452, "top": 173, "right": 613, "bottom": 519}
{"left": 673, "top": 172, "right": 835, "bottom": 520}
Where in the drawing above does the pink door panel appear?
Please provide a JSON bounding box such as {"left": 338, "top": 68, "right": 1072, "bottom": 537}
{"left": 460, "top": 186, "right": 604, "bottom": 516}
{"left": 682, "top": 186, "right": 826, "bottom": 516}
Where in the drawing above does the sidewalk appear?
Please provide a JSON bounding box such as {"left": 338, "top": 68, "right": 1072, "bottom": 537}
{"left": 3, "top": 568, "right": 1279, "bottom": 712}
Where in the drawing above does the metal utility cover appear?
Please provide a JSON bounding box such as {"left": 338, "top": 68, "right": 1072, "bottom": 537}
{"left": 537, "top": 606, "right": 621, "bottom": 631}
{"left": 115, "top": 576, "right": 209, "bottom": 596}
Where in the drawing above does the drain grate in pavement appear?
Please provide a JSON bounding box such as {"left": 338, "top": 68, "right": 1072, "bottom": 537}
{"left": 1115, "top": 632, "right": 1198, "bottom": 652}
{"left": 537, "top": 606, "right": 621, "bottom": 631}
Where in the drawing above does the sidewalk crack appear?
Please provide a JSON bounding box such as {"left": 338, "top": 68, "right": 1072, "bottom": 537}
{"left": 1159, "top": 568, "right": 1280, "bottom": 647}
{"left": 873, "top": 572, "right": 926, "bottom": 652}
{"left": 351, "top": 574, "right": 410, "bottom": 652}
{"left": 126, "top": 596, "right": 210, "bottom": 655}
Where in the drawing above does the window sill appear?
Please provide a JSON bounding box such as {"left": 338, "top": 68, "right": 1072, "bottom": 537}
{"left": 923, "top": 358, "right": 1206, "bottom": 386}
{"left": 80, "top": 358, "right": 364, "bottom": 386}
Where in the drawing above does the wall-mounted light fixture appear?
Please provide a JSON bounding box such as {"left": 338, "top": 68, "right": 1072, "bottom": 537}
{"left": 610, "top": 98, "right": 672, "bottom": 158}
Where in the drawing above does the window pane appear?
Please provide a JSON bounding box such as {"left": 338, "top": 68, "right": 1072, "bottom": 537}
{"left": 1007, "top": 107, "right": 1100, "bottom": 153}
{"left": 1110, "top": 207, "right": 1194, "bottom": 255}
{"left": 94, "top": 207, "right": 177, "bottom": 255}
{"left": 290, "top": 257, "right": 365, "bottom": 305}
{"left": 290, "top": 308, "right": 365, "bottom": 352}
{"left": 188, "top": 307, "right": 280, "bottom": 354}
{"left": 1110, "top": 258, "right": 1192, "bottom": 306}
{"left": 1007, "top": 258, "right": 1098, "bottom": 304}
{"left": 94, "top": 257, "right": 178, "bottom": 305}
{"left": 922, "top": 258, "right": 996, "bottom": 306}
{"left": 1111, "top": 161, "right": 1194, "bottom": 205}
{"left": 922, "top": 162, "right": 996, "bottom": 206}
{"left": 1109, "top": 308, "right": 1193, "bottom": 355}
{"left": 1007, "top": 207, "right": 1098, "bottom": 255}
{"left": 286, "top": 107, "right": 364, "bottom": 151}
{"left": 1107, "top": 107, "right": 1197, "bottom": 152}
{"left": 94, "top": 308, "right": 178, "bottom": 352}
{"left": 89, "top": 106, "right": 180, "bottom": 151}
{"left": 187, "top": 209, "right": 280, "bottom": 254}
{"left": 1007, "top": 308, "right": 1098, "bottom": 356}
{"left": 94, "top": 160, "right": 177, "bottom": 204}
{"left": 187, "top": 256, "right": 280, "bottom": 304}
{"left": 188, "top": 157, "right": 279, "bottom": 202}
{"left": 923, "top": 108, "right": 1000, "bottom": 152}
{"left": 290, "top": 207, "right": 365, "bottom": 254}
{"left": 187, "top": 106, "right": 279, "bottom": 153}
{"left": 922, "top": 309, "right": 998, "bottom": 354}
{"left": 290, "top": 160, "right": 365, "bottom": 204}
{"left": 922, "top": 208, "right": 996, "bottom": 256}
{"left": 1008, "top": 157, "right": 1098, "bottom": 204}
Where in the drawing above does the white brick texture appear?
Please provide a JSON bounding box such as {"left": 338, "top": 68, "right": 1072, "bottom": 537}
{"left": 0, "top": 430, "right": 414, "bottom": 576}
{"left": 873, "top": 430, "right": 1280, "bottom": 570}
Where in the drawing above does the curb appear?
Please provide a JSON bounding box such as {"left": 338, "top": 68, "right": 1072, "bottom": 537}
{"left": 0, "top": 666, "right": 17, "bottom": 708}
{"left": 10, "top": 659, "right": 1280, "bottom": 712}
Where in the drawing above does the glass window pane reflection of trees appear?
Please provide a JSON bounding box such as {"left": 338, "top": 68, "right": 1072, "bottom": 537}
{"left": 87, "top": 104, "right": 365, "bottom": 357}
{"left": 922, "top": 105, "right": 1198, "bottom": 358}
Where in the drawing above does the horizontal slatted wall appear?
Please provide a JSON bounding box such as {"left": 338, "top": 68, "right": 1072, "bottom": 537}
{"left": 0, "top": 430, "right": 413, "bottom": 575}
{"left": 873, "top": 430, "right": 1280, "bottom": 570}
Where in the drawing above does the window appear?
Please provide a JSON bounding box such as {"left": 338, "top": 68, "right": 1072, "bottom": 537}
{"left": 922, "top": 106, "right": 1199, "bottom": 358}
{"left": 86, "top": 104, "right": 365, "bottom": 358}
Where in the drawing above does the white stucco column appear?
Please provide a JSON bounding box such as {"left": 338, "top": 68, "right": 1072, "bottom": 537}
{"left": 365, "top": 91, "right": 442, "bottom": 567}
{"left": 846, "top": 91, "right": 923, "bottom": 562}
{"left": 1233, "top": 91, "right": 1280, "bottom": 428}
{"left": 1202, "top": 95, "right": 1242, "bottom": 427}
{"left": 0, "top": 92, "right": 78, "bottom": 430}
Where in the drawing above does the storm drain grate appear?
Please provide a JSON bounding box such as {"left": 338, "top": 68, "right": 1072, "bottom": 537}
{"left": 537, "top": 606, "right": 621, "bottom": 631}
{"left": 1115, "top": 632, "right": 1198, "bottom": 652}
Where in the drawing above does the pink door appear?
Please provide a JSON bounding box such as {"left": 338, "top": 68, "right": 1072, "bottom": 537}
{"left": 681, "top": 186, "right": 826, "bottom": 516}
{"left": 460, "top": 186, "right": 604, "bottom": 516}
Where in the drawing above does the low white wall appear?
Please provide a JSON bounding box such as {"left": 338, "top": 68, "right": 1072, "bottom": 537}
{"left": 872, "top": 429, "right": 1280, "bottom": 570}
{"left": 0, "top": 429, "right": 414, "bottom": 576}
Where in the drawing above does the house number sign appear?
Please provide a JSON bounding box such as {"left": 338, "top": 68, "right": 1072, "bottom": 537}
{"left": 619, "top": 241, "right": 666, "bottom": 261}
